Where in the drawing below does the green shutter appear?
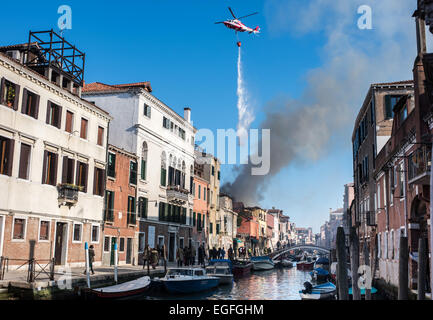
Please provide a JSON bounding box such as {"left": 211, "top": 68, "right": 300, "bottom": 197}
{"left": 161, "top": 168, "right": 166, "bottom": 186}
{"left": 193, "top": 212, "right": 196, "bottom": 226}
{"left": 141, "top": 159, "right": 146, "bottom": 180}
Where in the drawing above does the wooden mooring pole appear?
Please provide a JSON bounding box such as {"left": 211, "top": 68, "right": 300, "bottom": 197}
{"left": 336, "top": 227, "right": 349, "bottom": 300}
{"left": 349, "top": 227, "right": 361, "bottom": 300}
{"left": 363, "top": 241, "right": 371, "bottom": 300}
{"left": 417, "top": 237, "right": 427, "bottom": 300}
{"left": 398, "top": 236, "right": 409, "bottom": 300}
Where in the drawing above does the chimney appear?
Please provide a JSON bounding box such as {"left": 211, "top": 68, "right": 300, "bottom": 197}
{"left": 184, "top": 107, "right": 191, "bottom": 123}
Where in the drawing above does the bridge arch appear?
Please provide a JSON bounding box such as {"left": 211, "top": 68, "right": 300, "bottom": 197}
{"left": 269, "top": 244, "right": 330, "bottom": 260}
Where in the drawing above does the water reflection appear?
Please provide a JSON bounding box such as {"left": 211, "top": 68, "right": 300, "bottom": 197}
{"left": 143, "top": 267, "right": 312, "bottom": 300}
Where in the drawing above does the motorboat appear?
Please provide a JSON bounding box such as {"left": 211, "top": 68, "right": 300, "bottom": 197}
{"left": 299, "top": 281, "right": 336, "bottom": 300}
{"left": 160, "top": 268, "right": 219, "bottom": 294}
{"left": 232, "top": 259, "right": 253, "bottom": 277}
{"left": 206, "top": 259, "right": 234, "bottom": 285}
{"left": 296, "top": 256, "right": 315, "bottom": 271}
{"left": 87, "top": 276, "right": 151, "bottom": 299}
{"left": 250, "top": 256, "right": 275, "bottom": 271}
{"left": 273, "top": 257, "right": 293, "bottom": 268}
{"left": 314, "top": 257, "right": 330, "bottom": 270}
{"left": 349, "top": 286, "right": 378, "bottom": 299}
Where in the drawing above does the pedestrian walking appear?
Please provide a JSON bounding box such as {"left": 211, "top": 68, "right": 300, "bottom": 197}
{"left": 228, "top": 246, "right": 234, "bottom": 261}
{"left": 84, "top": 245, "right": 95, "bottom": 275}
{"left": 221, "top": 247, "right": 226, "bottom": 259}
{"left": 176, "top": 246, "right": 184, "bottom": 267}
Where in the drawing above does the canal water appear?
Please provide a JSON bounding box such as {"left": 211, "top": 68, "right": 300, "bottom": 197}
{"left": 142, "top": 267, "right": 312, "bottom": 300}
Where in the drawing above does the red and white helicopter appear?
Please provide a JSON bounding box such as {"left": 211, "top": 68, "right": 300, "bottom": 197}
{"left": 215, "top": 7, "right": 260, "bottom": 46}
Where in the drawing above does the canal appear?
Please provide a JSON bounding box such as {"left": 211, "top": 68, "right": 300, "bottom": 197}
{"left": 142, "top": 267, "right": 312, "bottom": 300}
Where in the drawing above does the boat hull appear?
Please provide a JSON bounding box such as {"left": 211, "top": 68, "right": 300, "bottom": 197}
{"left": 232, "top": 263, "right": 253, "bottom": 277}
{"left": 252, "top": 261, "right": 274, "bottom": 271}
{"left": 299, "top": 282, "right": 336, "bottom": 300}
{"left": 87, "top": 276, "right": 151, "bottom": 299}
{"left": 297, "top": 262, "right": 314, "bottom": 271}
{"left": 162, "top": 278, "right": 219, "bottom": 294}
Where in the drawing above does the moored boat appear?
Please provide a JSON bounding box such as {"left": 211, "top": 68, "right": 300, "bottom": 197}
{"left": 206, "top": 259, "right": 234, "bottom": 285}
{"left": 160, "top": 268, "right": 219, "bottom": 294}
{"left": 251, "top": 256, "right": 275, "bottom": 271}
{"left": 232, "top": 259, "right": 253, "bottom": 277}
{"left": 87, "top": 276, "right": 151, "bottom": 299}
{"left": 296, "top": 260, "right": 314, "bottom": 271}
{"left": 310, "top": 268, "right": 330, "bottom": 283}
{"left": 299, "top": 281, "right": 336, "bottom": 300}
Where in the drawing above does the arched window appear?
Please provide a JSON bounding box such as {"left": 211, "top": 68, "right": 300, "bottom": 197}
{"left": 161, "top": 152, "right": 167, "bottom": 186}
{"left": 141, "top": 142, "right": 148, "bottom": 180}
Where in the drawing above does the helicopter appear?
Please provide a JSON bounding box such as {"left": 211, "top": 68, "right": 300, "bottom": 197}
{"left": 215, "top": 6, "right": 261, "bottom": 45}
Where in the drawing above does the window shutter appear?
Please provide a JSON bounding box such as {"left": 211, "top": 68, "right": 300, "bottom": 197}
{"left": 46, "top": 101, "right": 51, "bottom": 124}
{"left": 83, "top": 163, "right": 88, "bottom": 193}
{"left": 0, "top": 78, "right": 5, "bottom": 104}
{"left": 57, "top": 105, "right": 62, "bottom": 129}
{"left": 385, "top": 95, "right": 391, "bottom": 118}
{"left": 6, "top": 139, "right": 14, "bottom": 176}
{"left": 144, "top": 198, "right": 148, "bottom": 218}
{"left": 42, "top": 150, "right": 48, "bottom": 183}
{"left": 34, "top": 94, "right": 40, "bottom": 119}
{"left": 62, "top": 156, "right": 68, "bottom": 183}
{"left": 52, "top": 153, "right": 58, "bottom": 186}
{"left": 93, "top": 167, "right": 98, "bottom": 195}
{"left": 18, "top": 143, "right": 30, "bottom": 179}
{"left": 21, "top": 89, "right": 28, "bottom": 114}
{"left": 13, "top": 84, "right": 20, "bottom": 111}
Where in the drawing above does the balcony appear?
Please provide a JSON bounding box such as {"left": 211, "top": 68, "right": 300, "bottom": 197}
{"left": 57, "top": 184, "right": 79, "bottom": 207}
{"left": 408, "top": 145, "right": 431, "bottom": 186}
{"left": 366, "top": 211, "right": 376, "bottom": 226}
{"left": 166, "top": 185, "right": 189, "bottom": 205}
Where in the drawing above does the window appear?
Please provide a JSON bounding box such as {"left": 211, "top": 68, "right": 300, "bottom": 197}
{"left": 39, "top": 220, "right": 50, "bottom": 241}
{"left": 73, "top": 224, "right": 82, "bottom": 242}
{"left": 161, "top": 166, "right": 167, "bottom": 186}
{"left": 80, "top": 118, "right": 88, "bottom": 139}
{"left": 179, "top": 128, "right": 185, "bottom": 140}
{"left": 0, "top": 136, "right": 14, "bottom": 176}
{"left": 204, "top": 187, "right": 206, "bottom": 201}
{"left": 97, "top": 126, "right": 104, "bottom": 146}
{"left": 378, "top": 233, "right": 381, "bottom": 258}
{"left": 399, "top": 162, "right": 404, "bottom": 198}
{"left": 18, "top": 143, "right": 31, "bottom": 180}
{"left": 93, "top": 167, "right": 105, "bottom": 196}
{"left": 91, "top": 225, "right": 99, "bottom": 242}
{"left": 107, "top": 152, "right": 116, "bottom": 178}
{"left": 163, "top": 117, "right": 170, "bottom": 129}
{"left": 129, "top": 161, "right": 137, "bottom": 185}
{"left": 119, "top": 238, "right": 125, "bottom": 252}
{"left": 13, "top": 218, "right": 25, "bottom": 240}
{"left": 65, "top": 111, "right": 74, "bottom": 133}
{"left": 76, "top": 161, "right": 88, "bottom": 192}
{"left": 399, "top": 104, "right": 408, "bottom": 125}
{"left": 198, "top": 185, "right": 201, "bottom": 199}
{"left": 212, "top": 166, "right": 215, "bottom": 176}
{"left": 218, "top": 171, "right": 220, "bottom": 180}
{"left": 193, "top": 212, "right": 196, "bottom": 226}
{"left": 209, "top": 222, "right": 213, "bottom": 234}
{"left": 141, "top": 142, "right": 148, "bottom": 180}
{"left": 104, "top": 190, "right": 115, "bottom": 222}
{"left": 0, "top": 78, "right": 20, "bottom": 110}
{"left": 127, "top": 196, "right": 136, "bottom": 225}
{"left": 104, "top": 236, "right": 110, "bottom": 252}
{"left": 46, "top": 101, "right": 62, "bottom": 128}
{"left": 21, "top": 89, "right": 40, "bottom": 119}
{"left": 138, "top": 197, "right": 148, "bottom": 219}
{"left": 61, "top": 156, "right": 75, "bottom": 184}
{"left": 144, "top": 104, "right": 151, "bottom": 118}
{"left": 385, "top": 95, "right": 403, "bottom": 119}
{"left": 42, "top": 151, "right": 58, "bottom": 186}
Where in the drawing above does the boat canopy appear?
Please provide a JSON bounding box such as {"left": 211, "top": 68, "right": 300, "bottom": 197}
{"left": 209, "top": 259, "right": 233, "bottom": 270}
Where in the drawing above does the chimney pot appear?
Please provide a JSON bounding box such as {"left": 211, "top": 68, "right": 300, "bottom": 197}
{"left": 184, "top": 107, "right": 191, "bottom": 123}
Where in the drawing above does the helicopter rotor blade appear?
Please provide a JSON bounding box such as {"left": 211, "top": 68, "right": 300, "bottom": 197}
{"left": 214, "top": 21, "right": 225, "bottom": 24}
{"left": 237, "top": 12, "right": 259, "bottom": 20}
{"left": 228, "top": 7, "right": 237, "bottom": 19}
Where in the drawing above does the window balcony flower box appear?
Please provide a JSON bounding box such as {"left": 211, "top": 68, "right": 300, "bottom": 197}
{"left": 57, "top": 183, "right": 81, "bottom": 207}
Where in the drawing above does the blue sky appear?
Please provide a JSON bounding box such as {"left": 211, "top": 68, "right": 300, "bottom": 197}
{"left": 0, "top": 0, "right": 421, "bottom": 232}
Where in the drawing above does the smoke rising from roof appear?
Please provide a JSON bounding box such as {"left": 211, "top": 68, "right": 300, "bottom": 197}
{"left": 222, "top": 0, "right": 417, "bottom": 206}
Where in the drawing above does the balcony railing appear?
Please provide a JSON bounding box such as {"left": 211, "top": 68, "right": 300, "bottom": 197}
{"left": 57, "top": 184, "right": 79, "bottom": 207}
{"left": 366, "top": 211, "right": 376, "bottom": 226}
{"left": 166, "top": 185, "right": 189, "bottom": 204}
{"left": 408, "top": 145, "right": 432, "bottom": 185}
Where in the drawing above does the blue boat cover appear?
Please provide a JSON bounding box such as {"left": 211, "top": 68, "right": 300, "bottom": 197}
{"left": 314, "top": 268, "right": 329, "bottom": 276}
{"left": 315, "top": 257, "right": 329, "bottom": 265}
{"left": 348, "top": 287, "right": 378, "bottom": 295}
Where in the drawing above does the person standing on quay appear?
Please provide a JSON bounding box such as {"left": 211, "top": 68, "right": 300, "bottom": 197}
{"left": 84, "top": 245, "right": 95, "bottom": 275}
{"left": 176, "top": 246, "right": 184, "bottom": 267}
{"left": 221, "top": 247, "right": 226, "bottom": 259}
{"left": 228, "top": 246, "right": 234, "bottom": 261}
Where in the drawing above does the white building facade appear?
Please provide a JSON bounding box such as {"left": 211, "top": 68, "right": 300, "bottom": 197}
{"left": 83, "top": 82, "right": 196, "bottom": 263}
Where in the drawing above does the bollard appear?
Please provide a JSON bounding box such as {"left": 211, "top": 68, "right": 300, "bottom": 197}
{"left": 85, "top": 242, "right": 90, "bottom": 288}
{"left": 114, "top": 242, "right": 118, "bottom": 284}
{"left": 349, "top": 227, "right": 361, "bottom": 300}
{"left": 398, "top": 236, "right": 409, "bottom": 300}
{"left": 336, "top": 227, "right": 349, "bottom": 300}
{"left": 418, "top": 237, "right": 427, "bottom": 300}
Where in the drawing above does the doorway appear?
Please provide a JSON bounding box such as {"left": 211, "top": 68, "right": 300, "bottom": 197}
{"left": 54, "top": 222, "right": 67, "bottom": 265}
{"left": 110, "top": 237, "right": 117, "bottom": 266}
{"left": 169, "top": 233, "right": 175, "bottom": 262}
{"left": 126, "top": 238, "right": 132, "bottom": 264}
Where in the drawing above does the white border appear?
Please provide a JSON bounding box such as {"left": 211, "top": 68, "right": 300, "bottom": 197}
{"left": 11, "top": 215, "right": 27, "bottom": 242}
{"left": 38, "top": 219, "right": 51, "bottom": 242}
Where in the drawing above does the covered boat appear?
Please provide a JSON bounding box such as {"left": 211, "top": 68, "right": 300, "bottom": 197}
{"left": 251, "top": 256, "right": 275, "bottom": 271}
{"left": 310, "top": 268, "right": 330, "bottom": 283}
{"left": 314, "top": 257, "right": 330, "bottom": 270}
{"left": 232, "top": 259, "right": 253, "bottom": 277}
{"left": 206, "top": 259, "right": 234, "bottom": 285}
{"left": 160, "top": 268, "right": 219, "bottom": 294}
{"left": 88, "top": 276, "right": 151, "bottom": 299}
{"left": 299, "top": 281, "right": 336, "bottom": 300}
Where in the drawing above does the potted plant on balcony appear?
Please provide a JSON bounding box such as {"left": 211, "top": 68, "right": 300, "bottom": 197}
{"left": 6, "top": 85, "right": 15, "bottom": 107}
